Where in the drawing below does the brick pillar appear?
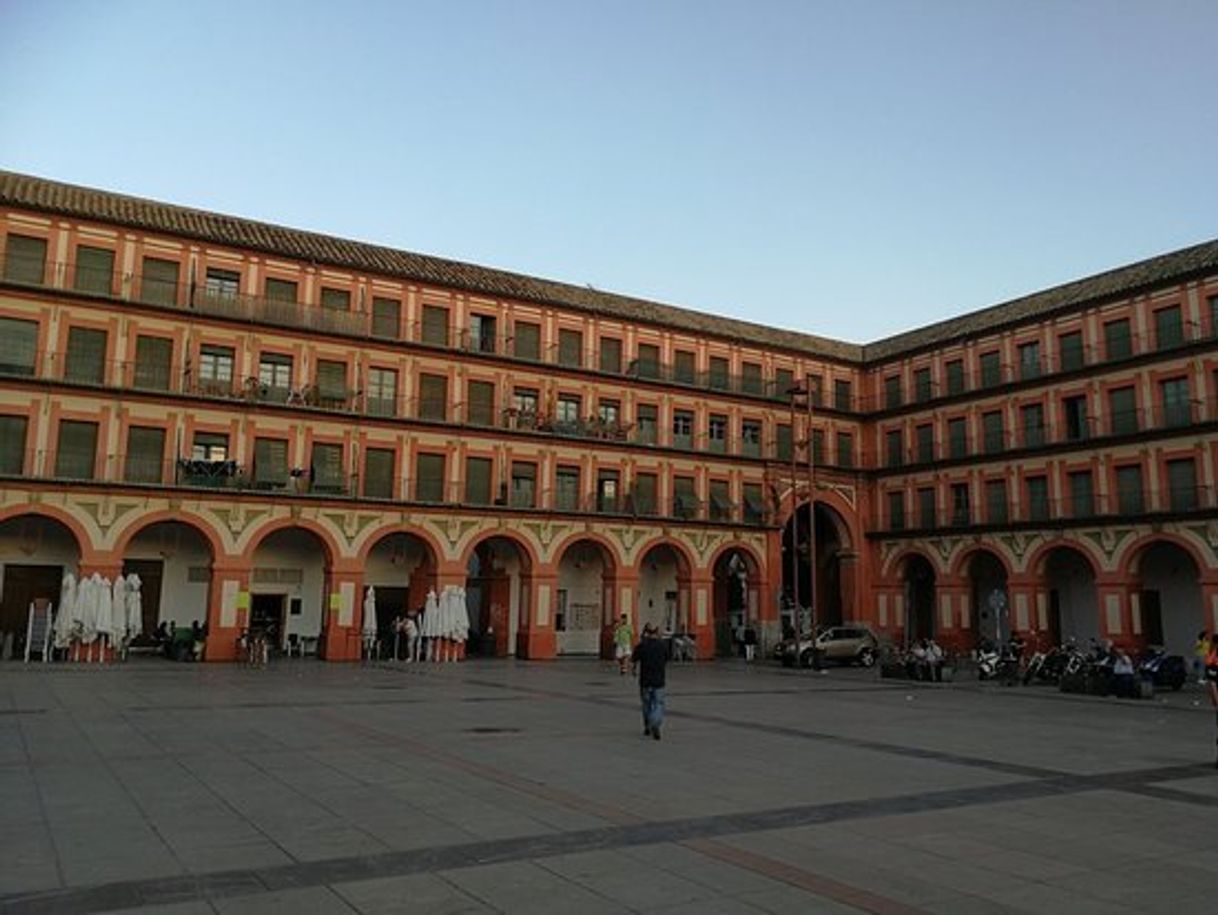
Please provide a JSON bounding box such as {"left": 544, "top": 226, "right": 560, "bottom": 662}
{"left": 602, "top": 567, "right": 638, "bottom": 659}
{"left": 838, "top": 549, "right": 861, "bottom": 627}
{"left": 689, "top": 569, "right": 714, "bottom": 660}
{"left": 516, "top": 569, "right": 556, "bottom": 659}
{"left": 321, "top": 564, "right": 363, "bottom": 661}
{"left": 937, "top": 583, "right": 971, "bottom": 655}
{"left": 1096, "top": 575, "right": 1132, "bottom": 650}
{"left": 1006, "top": 575, "right": 1046, "bottom": 649}
{"left": 204, "top": 560, "right": 250, "bottom": 661}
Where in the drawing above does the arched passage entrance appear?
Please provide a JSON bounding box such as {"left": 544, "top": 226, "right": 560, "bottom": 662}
{"left": 0, "top": 513, "right": 82, "bottom": 655}
{"left": 120, "top": 521, "right": 215, "bottom": 641}
{"left": 1135, "top": 541, "right": 1201, "bottom": 655}
{"left": 901, "top": 553, "right": 937, "bottom": 643}
{"left": 638, "top": 542, "right": 690, "bottom": 634}
{"left": 555, "top": 538, "right": 616, "bottom": 656}
{"left": 466, "top": 535, "right": 531, "bottom": 657}
{"left": 249, "top": 527, "right": 332, "bottom": 654}
{"left": 782, "top": 501, "right": 851, "bottom": 632}
{"left": 1041, "top": 547, "right": 1099, "bottom": 647}
{"left": 363, "top": 531, "right": 437, "bottom": 654}
{"left": 712, "top": 547, "right": 760, "bottom": 656}
{"left": 967, "top": 550, "right": 1009, "bottom": 647}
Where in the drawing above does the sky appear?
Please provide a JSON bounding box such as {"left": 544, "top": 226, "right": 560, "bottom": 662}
{"left": 1, "top": 0, "right": 1215, "bottom": 343}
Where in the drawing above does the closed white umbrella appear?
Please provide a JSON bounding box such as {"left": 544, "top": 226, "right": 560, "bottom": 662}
{"left": 80, "top": 574, "right": 101, "bottom": 644}
{"left": 455, "top": 586, "right": 470, "bottom": 644}
{"left": 423, "top": 588, "right": 439, "bottom": 637}
{"left": 95, "top": 576, "right": 113, "bottom": 661}
{"left": 55, "top": 571, "right": 77, "bottom": 649}
{"left": 362, "top": 587, "right": 378, "bottom": 637}
{"left": 125, "top": 573, "right": 143, "bottom": 639}
{"left": 110, "top": 574, "right": 128, "bottom": 647}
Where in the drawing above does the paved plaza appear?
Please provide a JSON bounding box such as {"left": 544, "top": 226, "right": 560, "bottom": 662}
{"left": 2, "top": 656, "right": 1218, "bottom": 915}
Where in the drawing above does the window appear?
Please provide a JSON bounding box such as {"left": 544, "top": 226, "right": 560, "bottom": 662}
{"left": 1167, "top": 458, "right": 1197, "bottom": 511}
{"left": 141, "top": 256, "right": 179, "bottom": 305}
{"left": 982, "top": 411, "right": 1004, "bottom": 454}
{"left": 309, "top": 361, "right": 345, "bottom": 406}
{"left": 885, "top": 429, "right": 903, "bottom": 468}
{"left": 888, "top": 491, "right": 906, "bottom": 530}
{"left": 511, "top": 461, "right": 536, "bottom": 508}
{"left": 986, "top": 479, "right": 1008, "bottom": 524}
{"left": 741, "top": 362, "right": 763, "bottom": 395}
{"left": 708, "top": 414, "right": 727, "bottom": 453}
{"left": 366, "top": 367, "right": 397, "bottom": 416}
{"left": 0, "top": 317, "right": 38, "bottom": 376}
{"left": 775, "top": 423, "right": 793, "bottom": 461}
{"left": 708, "top": 479, "right": 731, "bottom": 521}
{"left": 253, "top": 438, "right": 288, "bottom": 489}
{"left": 1116, "top": 465, "right": 1143, "bottom": 514}
{"left": 742, "top": 419, "right": 762, "bottom": 457}
{"left": 951, "top": 483, "right": 970, "bottom": 526}
{"left": 265, "top": 277, "right": 297, "bottom": 303}
{"left": 555, "top": 394, "right": 581, "bottom": 425}
{"left": 555, "top": 466, "right": 580, "bottom": 511}
{"left": 133, "top": 336, "right": 172, "bottom": 391}
{"left": 917, "top": 487, "right": 936, "bottom": 528}
{"left": 599, "top": 337, "right": 622, "bottom": 374}
{"left": 0, "top": 415, "right": 27, "bottom": 474}
{"left": 362, "top": 448, "right": 395, "bottom": 499}
{"left": 672, "top": 476, "right": 697, "bottom": 520}
{"left": 597, "top": 470, "right": 621, "bottom": 513}
{"left": 191, "top": 432, "right": 228, "bottom": 462}
{"left": 1058, "top": 331, "right": 1084, "bottom": 372}
{"left": 884, "top": 375, "right": 902, "bottom": 409}
{"left": 1104, "top": 318, "right": 1132, "bottom": 360}
{"left": 636, "top": 404, "right": 658, "bottom": 445}
{"left": 980, "top": 351, "right": 1002, "bottom": 387}
{"left": 1154, "top": 305, "right": 1183, "bottom": 350}
{"left": 743, "top": 483, "right": 765, "bottom": 524}
{"left": 124, "top": 428, "right": 165, "bottom": 487}
{"left": 1018, "top": 341, "right": 1041, "bottom": 380}
{"left": 811, "top": 428, "right": 825, "bottom": 464}
{"left": 1021, "top": 403, "right": 1045, "bottom": 447}
{"left": 1026, "top": 475, "right": 1049, "bottom": 522}
{"left": 635, "top": 343, "right": 660, "bottom": 379}
{"left": 513, "top": 387, "right": 539, "bottom": 415}
{"left": 1160, "top": 377, "right": 1191, "bottom": 427}
{"left": 4, "top": 234, "right": 47, "bottom": 284}
{"left": 320, "top": 287, "right": 350, "bottom": 312}
{"left": 674, "top": 350, "right": 696, "bottom": 384}
{"left": 773, "top": 368, "right": 794, "bottom": 400}
{"left": 74, "top": 245, "right": 114, "bottom": 295}
{"left": 466, "top": 380, "right": 496, "bottom": 426}
{"left": 558, "top": 328, "right": 582, "bottom": 367}
{"left": 633, "top": 472, "right": 657, "bottom": 516}
{"left": 914, "top": 367, "right": 932, "bottom": 403}
{"left": 56, "top": 420, "right": 98, "bottom": 479}
{"left": 835, "top": 431, "right": 854, "bottom": 468}
{"left": 1069, "top": 470, "right": 1094, "bottom": 518}
{"left": 311, "top": 443, "right": 345, "bottom": 493}
{"left": 421, "top": 304, "right": 449, "bottom": 346}
{"left": 372, "top": 297, "right": 401, "bottom": 338}
{"left": 415, "top": 453, "right": 446, "bottom": 502}
{"left": 513, "top": 321, "right": 540, "bottom": 360}
{"left": 945, "top": 360, "right": 965, "bottom": 395}
{"left": 598, "top": 399, "right": 620, "bottom": 425}
{"left": 672, "top": 410, "right": 694, "bottom": 449}
{"left": 1063, "top": 395, "right": 1089, "bottom": 440}
{"left": 466, "top": 313, "right": 496, "bottom": 353}
{"left": 465, "top": 457, "right": 493, "bottom": 505}
{"left": 65, "top": 327, "right": 107, "bottom": 384}
{"left": 258, "top": 353, "right": 293, "bottom": 401}
{"left": 1108, "top": 386, "right": 1138, "bottom": 435}
{"left": 948, "top": 417, "right": 968, "bottom": 459}
{"left": 708, "top": 356, "right": 729, "bottom": 390}
{"left": 418, "top": 374, "right": 448, "bottom": 421}
{"left": 834, "top": 379, "right": 852, "bottom": 411}
{"left": 204, "top": 268, "right": 240, "bottom": 300}
{"left": 915, "top": 424, "right": 934, "bottom": 463}
{"left": 197, "top": 345, "right": 234, "bottom": 394}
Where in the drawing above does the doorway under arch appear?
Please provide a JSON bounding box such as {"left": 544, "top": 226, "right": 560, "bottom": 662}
{"left": 466, "top": 536, "right": 531, "bottom": 657}
{"left": 1042, "top": 547, "right": 1099, "bottom": 647}
{"left": 1135, "top": 541, "right": 1201, "bottom": 656}
{"left": 638, "top": 542, "right": 690, "bottom": 634}
{"left": 968, "top": 551, "right": 1009, "bottom": 647}
{"left": 0, "top": 513, "right": 82, "bottom": 656}
{"left": 249, "top": 527, "right": 332, "bottom": 654}
{"left": 555, "top": 538, "right": 616, "bottom": 656}
{"left": 902, "top": 553, "right": 937, "bottom": 643}
{"left": 120, "top": 520, "right": 215, "bottom": 641}
{"left": 364, "top": 531, "right": 438, "bottom": 652}
{"left": 781, "top": 501, "right": 850, "bottom": 633}
{"left": 712, "top": 547, "right": 760, "bottom": 657}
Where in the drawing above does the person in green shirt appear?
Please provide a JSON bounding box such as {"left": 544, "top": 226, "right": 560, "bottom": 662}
{"left": 613, "top": 613, "right": 634, "bottom": 675}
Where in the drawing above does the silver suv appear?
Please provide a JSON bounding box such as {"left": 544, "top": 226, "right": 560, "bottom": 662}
{"left": 780, "top": 626, "right": 878, "bottom": 668}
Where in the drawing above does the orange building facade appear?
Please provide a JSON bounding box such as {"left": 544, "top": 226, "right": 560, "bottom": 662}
{"left": 0, "top": 171, "right": 1215, "bottom": 661}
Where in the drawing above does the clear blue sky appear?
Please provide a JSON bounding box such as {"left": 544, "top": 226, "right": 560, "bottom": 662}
{"left": 1, "top": 0, "right": 1215, "bottom": 343}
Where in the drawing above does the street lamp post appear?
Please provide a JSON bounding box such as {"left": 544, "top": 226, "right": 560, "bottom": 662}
{"left": 787, "top": 382, "right": 818, "bottom": 665}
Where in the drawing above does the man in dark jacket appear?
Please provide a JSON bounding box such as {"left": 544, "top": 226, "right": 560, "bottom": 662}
{"left": 632, "top": 622, "right": 669, "bottom": 740}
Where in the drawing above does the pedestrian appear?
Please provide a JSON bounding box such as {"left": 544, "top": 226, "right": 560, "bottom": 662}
{"left": 1206, "top": 633, "right": 1218, "bottom": 767}
{"left": 613, "top": 613, "right": 634, "bottom": 675}
{"left": 743, "top": 625, "right": 757, "bottom": 662}
{"left": 1194, "top": 630, "right": 1209, "bottom": 685}
{"left": 632, "top": 622, "right": 668, "bottom": 740}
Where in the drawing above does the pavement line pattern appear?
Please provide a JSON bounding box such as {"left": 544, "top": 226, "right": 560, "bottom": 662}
{"left": 3, "top": 761, "right": 1210, "bottom": 915}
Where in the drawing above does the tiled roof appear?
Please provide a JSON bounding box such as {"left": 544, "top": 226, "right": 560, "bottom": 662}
{"left": 0, "top": 170, "right": 861, "bottom": 362}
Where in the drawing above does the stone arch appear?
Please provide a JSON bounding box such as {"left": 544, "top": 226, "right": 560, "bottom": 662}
{"left": 361, "top": 529, "right": 442, "bottom": 647}
{"left": 554, "top": 535, "right": 621, "bottom": 657}
{"left": 244, "top": 517, "right": 340, "bottom": 567}
{"left": 247, "top": 523, "right": 337, "bottom": 653}
{"left": 1124, "top": 536, "right": 1204, "bottom": 654}
{"left": 0, "top": 511, "right": 86, "bottom": 649}
{"left": 637, "top": 538, "right": 695, "bottom": 634}
{"left": 113, "top": 510, "right": 227, "bottom": 560}
{"left": 463, "top": 533, "right": 536, "bottom": 657}
{"left": 951, "top": 544, "right": 1015, "bottom": 580}
{"left": 1034, "top": 545, "right": 1100, "bottom": 648}
{"left": 1026, "top": 539, "right": 1102, "bottom": 580}
{"left": 117, "top": 518, "right": 219, "bottom": 640}
{"left": 781, "top": 499, "right": 854, "bottom": 630}
{"left": 355, "top": 521, "right": 446, "bottom": 568}
{"left": 881, "top": 545, "right": 948, "bottom": 580}
{"left": 0, "top": 505, "right": 93, "bottom": 558}
{"left": 959, "top": 547, "right": 1010, "bottom": 647}
{"left": 551, "top": 530, "right": 623, "bottom": 573}
{"left": 633, "top": 535, "right": 695, "bottom": 576}
{"left": 459, "top": 530, "right": 538, "bottom": 573}
{"left": 1116, "top": 531, "right": 1209, "bottom": 580}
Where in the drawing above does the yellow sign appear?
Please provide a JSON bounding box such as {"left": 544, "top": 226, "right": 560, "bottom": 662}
{"left": 235, "top": 591, "right": 250, "bottom": 611}
{"left": 329, "top": 592, "right": 343, "bottom": 611}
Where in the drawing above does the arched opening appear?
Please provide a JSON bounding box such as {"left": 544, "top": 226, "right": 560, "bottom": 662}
{"left": 1135, "top": 541, "right": 1201, "bottom": 655}
{"left": 902, "top": 553, "right": 937, "bottom": 643}
{"left": 249, "top": 527, "right": 331, "bottom": 655}
{"left": 1042, "top": 547, "right": 1098, "bottom": 647}
{"left": 120, "top": 521, "right": 215, "bottom": 642}
{"left": 555, "top": 538, "right": 616, "bottom": 656}
{"left": 364, "top": 531, "right": 437, "bottom": 656}
{"left": 781, "top": 501, "right": 850, "bottom": 633}
{"left": 466, "top": 536, "right": 531, "bottom": 657}
{"left": 638, "top": 543, "right": 690, "bottom": 634}
{"left": 712, "top": 548, "right": 759, "bottom": 657}
{"left": 0, "top": 514, "right": 82, "bottom": 656}
{"left": 968, "top": 551, "right": 1009, "bottom": 647}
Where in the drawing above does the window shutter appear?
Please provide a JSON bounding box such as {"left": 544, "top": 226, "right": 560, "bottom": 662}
{"left": 416, "top": 453, "right": 446, "bottom": 502}
{"left": 673, "top": 476, "right": 697, "bottom": 519}
{"left": 421, "top": 305, "right": 449, "bottom": 346}
{"left": 254, "top": 438, "right": 288, "bottom": 487}
{"left": 363, "top": 447, "right": 395, "bottom": 499}
{"left": 0, "top": 415, "right": 28, "bottom": 474}
{"left": 316, "top": 360, "right": 346, "bottom": 399}
{"left": 320, "top": 287, "right": 350, "bottom": 311}
{"left": 134, "top": 335, "right": 172, "bottom": 390}
{"left": 599, "top": 338, "right": 622, "bottom": 374}
{"left": 55, "top": 421, "right": 98, "bottom": 479}
{"left": 467, "top": 380, "right": 495, "bottom": 426}
{"left": 708, "top": 357, "right": 729, "bottom": 390}
{"left": 372, "top": 297, "right": 400, "bottom": 338}
{"left": 4, "top": 234, "right": 47, "bottom": 284}
{"left": 558, "top": 329, "right": 582, "bottom": 367}
{"left": 311, "top": 443, "right": 344, "bottom": 492}
{"left": 74, "top": 246, "right": 114, "bottom": 294}
{"left": 465, "top": 457, "right": 492, "bottom": 505}
{"left": 418, "top": 374, "right": 447, "bottom": 421}
{"left": 265, "top": 278, "right": 298, "bottom": 303}
{"left": 633, "top": 473, "right": 657, "bottom": 515}
{"left": 513, "top": 322, "right": 540, "bottom": 360}
{"left": 743, "top": 483, "right": 764, "bottom": 524}
{"left": 141, "top": 257, "right": 179, "bottom": 305}
{"left": 709, "top": 480, "right": 731, "bottom": 520}
{"left": 65, "top": 327, "right": 107, "bottom": 384}
{"left": 124, "top": 426, "right": 165, "bottom": 483}
{"left": 0, "top": 318, "right": 38, "bottom": 376}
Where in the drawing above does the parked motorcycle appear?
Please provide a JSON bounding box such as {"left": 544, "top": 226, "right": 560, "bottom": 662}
{"left": 1137, "top": 646, "right": 1187, "bottom": 691}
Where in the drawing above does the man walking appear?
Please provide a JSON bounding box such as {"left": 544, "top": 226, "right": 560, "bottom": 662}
{"left": 632, "top": 622, "right": 669, "bottom": 740}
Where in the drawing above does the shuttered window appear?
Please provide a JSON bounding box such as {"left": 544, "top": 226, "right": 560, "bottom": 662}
{"left": 1155, "top": 306, "right": 1183, "bottom": 350}
{"left": 363, "top": 447, "right": 395, "bottom": 499}
{"left": 945, "top": 360, "right": 965, "bottom": 395}
{"left": 65, "top": 327, "right": 107, "bottom": 384}
{"left": 1168, "top": 458, "right": 1198, "bottom": 511}
{"left": 709, "top": 479, "right": 732, "bottom": 521}
{"left": 265, "top": 278, "right": 297, "bottom": 303}
{"left": 311, "top": 443, "right": 344, "bottom": 493}
{"left": 673, "top": 476, "right": 697, "bottom": 520}
{"left": 198, "top": 345, "right": 235, "bottom": 394}
{"left": 986, "top": 480, "right": 1008, "bottom": 524}
{"left": 513, "top": 322, "right": 540, "bottom": 360}
{"left": 74, "top": 245, "right": 114, "bottom": 295}
{"left": 836, "top": 431, "right": 854, "bottom": 468}
{"left": 367, "top": 368, "right": 397, "bottom": 416}
{"left": 708, "top": 356, "right": 729, "bottom": 390}
{"left": 635, "top": 343, "right": 660, "bottom": 379}
{"left": 743, "top": 483, "right": 764, "bottom": 524}
{"left": 775, "top": 424, "right": 792, "bottom": 461}
{"left": 204, "top": 268, "right": 240, "bottom": 299}
{"left": 741, "top": 362, "right": 762, "bottom": 395}
{"left": 511, "top": 461, "right": 536, "bottom": 508}
{"left": 418, "top": 373, "right": 447, "bottom": 421}
{"left": 556, "top": 466, "right": 580, "bottom": 510}
{"left": 1059, "top": 331, "right": 1084, "bottom": 372}
{"left": 0, "top": 317, "right": 38, "bottom": 376}
{"left": 0, "top": 415, "right": 28, "bottom": 474}
{"left": 371, "top": 296, "right": 400, "bottom": 338}
{"left": 774, "top": 368, "right": 794, "bottom": 400}
{"left": 674, "top": 350, "right": 695, "bottom": 383}
{"left": 258, "top": 354, "right": 293, "bottom": 401}
{"left": 4, "top": 234, "right": 47, "bottom": 284}
{"left": 134, "top": 335, "right": 172, "bottom": 391}
{"left": 1105, "top": 319, "right": 1132, "bottom": 360}
{"left": 979, "top": 351, "right": 1002, "bottom": 387}
{"left": 599, "top": 337, "right": 622, "bottom": 374}
{"left": 124, "top": 426, "right": 165, "bottom": 483}
{"left": 316, "top": 360, "right": 347, "bottom": 401}
{"left": 558, "top": 329, "right": 582, "bottom": 367}
{"left": 253, "top": 438, "right": 289, "bottom": 488}
{"left": 632, "top": 472, "right": 657, "bottom": 516}
{"left": 141, "top": 256, "right": 179, "bottom": 305}
{"left": 465, "top": 457, "right": 492, "bottom": 505}
{"left": 55, "top": 420, "right": 98, "bottom": 479}
{"left": 467, "top": 380, "right": 495, "bottom": 426}
{"left": 320, "top": 287, "right": 350, "bottom": 311}
{"left": 421, "top": 305, "right": 449, "bottom": 346}
{"left": 416, "top": 452, "right": 446, "bottom": 502}
{"left": 636, "top": 404, "right": 657, "bottom": 445}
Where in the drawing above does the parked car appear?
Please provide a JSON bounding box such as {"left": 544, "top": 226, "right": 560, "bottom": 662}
{"left": 780, "top": 626, "right": 878, "bottom": 668}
